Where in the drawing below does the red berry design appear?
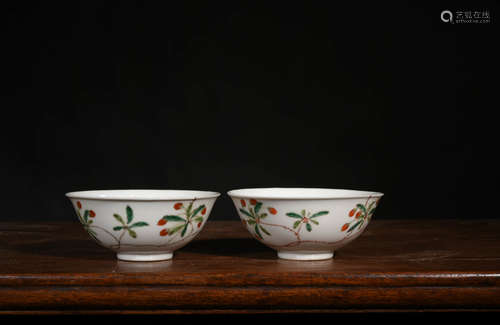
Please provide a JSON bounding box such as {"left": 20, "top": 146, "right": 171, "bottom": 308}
{"left": 241, "top": 219, "right": 247, "bottom": 226}
{"left": 268, "top": 207, "right": 277, "bottom": 215}
{"left": 349, "top": 209, "right": 356, "bottom": 217}
{"left": 197, "top": 222, "right": 202, "bottom": 228}
{"left": 201, "top": 207, "right": 207, "bottom": 215}
{"left": 250, "top": 199, "right": 257, "bottom": 206}
{"left": 89, "top": 210, "right": 96, "bottom": 218}
{"left": 174, "top": 203, "right": 183, "bottom": 210}
{"left": 77, "top": 201, "right": 82, "bottom": 209}
{"left": 240, "top": 199, "right": 246, "bottom": 207}
{"left": 160, "top": 229, "right": 168, "bottom": 236}
{"left": 355, "top": 211, "right": 362, "bottom": 218}
{"left": 157, "top": 219, "right": 167, "bottom": 226}
{"left": 341, "top": 223, "right": 349, "bottom": 231}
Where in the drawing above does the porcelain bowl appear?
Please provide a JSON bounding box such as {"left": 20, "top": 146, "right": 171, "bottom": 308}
{"left": 66, "top": 189, "right": 220, "bottom": 261}
{"left": 228, "top": 188, "right": 383, "bottom": 261}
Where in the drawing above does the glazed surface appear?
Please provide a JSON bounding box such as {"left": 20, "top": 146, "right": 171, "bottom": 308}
{"left": 228, "top": 188, "right": 383, "bottom": 199}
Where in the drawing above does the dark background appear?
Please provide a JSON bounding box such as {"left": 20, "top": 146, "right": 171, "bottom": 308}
{"left": 1, "top": 1, "right": 498, "bottom": 221}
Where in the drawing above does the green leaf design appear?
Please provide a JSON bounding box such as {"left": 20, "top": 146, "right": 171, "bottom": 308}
{"left": 301, "top": 210, "right": 306, "bottom": 217}
{"left": 191, "top": 205, "right": 206, "bottom": 218}
{"left": 356, "top": 204, "right": 367, "bottom": 214}
{"left": 259, "top": 225, "right": 271, "bottom": 236}
{"left": 239, "top": 209, "right": 253, "bottom": 218}
{"left": 368, "top": 208, "right": 377, "bottom": 215}
{"left": 293, "top": 220, "right": 301, "bottom": 229}
{"left": 348, "top": 220, "right": 363, "bottom": 232}
{"left": 310, "top": 211, "right": 329, "bottom": 218}
{"left": 168, "top": 224, "right": 185, "bottom": 235}
{"left": 367, "top": 201, "right": 376, "bottom": 211}
{"left": 113, "top": 226, "right": 123, "bottom": 231}
{"left": 162, "top": 215, "right": 186, "bottom": 222}
{"left": 254, "top": 224, "right": 263, "bottom": 239}
{"left": 130, "top": 221, "right": 149, "bottom": 228}
{"left": 306, "top": 223, "right": 312, "bottom": 232}
{"left": 88, "top": 219, "right": 93, "bottom": 225}
{"left": 113, "top": 214, "right": 125, "bottom": 225}
{"left": 126, "top": 206, "right": 134, "bottom": 224}
{"left": 181, "top": 224, "right": 188, "bottom": 237}
{"left": 83, "top": 210, "right": 89, "bottom": 223}
{"left": 259, "top": 213, "right": 268, "bottom": 219}
{"left": 194, "top": 216, "right": 204, "bottom": 222}
{"left": 286, "top": 212, "right": 303, "bottom": 219}
{"left": 128, "top": 229, "right": 137, "bottom": 238}
{"left": 310, "top": 219, "right": 319, "bottom": 225}
{"left": 247, "top": 219, "right": 256, "bottom": 225}
{"left": 254, "top": 202, "right": 262, "bottom": 214}
{"left": 186, "top": 201, "right": 193, "bottom": 216}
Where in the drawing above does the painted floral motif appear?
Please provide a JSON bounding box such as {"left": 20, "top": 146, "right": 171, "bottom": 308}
{"left": 237, "top": 197, "right": 380, "bottom": 249}
{"left": 286, "top": 209, "right": 329, "bottom": 232}
{"left": 75, "top": 201, "right": 99, "bottom": 242}
{"left": 238, "top": 199, "right": 277, "bottom": 240}
{"left": 75, "top": 200, "right": 209, "bottom": 250}
{"left": 157, "top": 201, "right": 207, "bottom": 238}
{"left": 341, "top": 198, "right": 380, "bottom": 234}
{"left": 239, "top": 199, "right": 330, "bottom": 242}
{"left": 112, "top": 206, "right": 149, "bottom": 238}
{"left": 76, "top": 202, "right": 149, "bottom": 248}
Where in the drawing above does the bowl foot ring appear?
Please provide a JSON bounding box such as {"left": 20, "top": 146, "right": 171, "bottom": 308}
{"left": 117, "top": 252, "right": 173, "bottom": 262}
{"left": 277, "top": 251, "right": 334, "bottom": 261}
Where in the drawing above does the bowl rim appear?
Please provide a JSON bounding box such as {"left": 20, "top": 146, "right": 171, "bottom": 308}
{"left": 227, "top": 187, "right": 384, "bottom": 200}
{"left": 65, "top": 189, "right": 221, "bottom": 201}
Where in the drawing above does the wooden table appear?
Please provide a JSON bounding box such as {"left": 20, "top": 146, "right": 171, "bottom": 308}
{"left": 0, "top": 220, "right": 499, "bottom": 314}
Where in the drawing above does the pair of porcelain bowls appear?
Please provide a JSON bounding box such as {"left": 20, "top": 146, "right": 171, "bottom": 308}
{"left": 66, "top": 188, "right": 383, "bottom": 261}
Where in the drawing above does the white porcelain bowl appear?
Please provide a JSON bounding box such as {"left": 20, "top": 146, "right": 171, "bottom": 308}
{"left": 228, "top": 188, "right": 383, "bottom": 261}
{"left": 66, "top": 190, "right": 220, "bottom": 261}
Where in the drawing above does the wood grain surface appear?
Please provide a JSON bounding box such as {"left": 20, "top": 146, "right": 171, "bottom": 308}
{"left": 0, "top": 220, "right": 499, "bottom": 314}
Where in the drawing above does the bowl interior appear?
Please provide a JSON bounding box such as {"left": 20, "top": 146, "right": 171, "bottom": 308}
{"left": 227, "top": 188, "right": 383, "bottom": 200}
{"left": 66, "top": 189, "right": 220, "bottom": 201}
